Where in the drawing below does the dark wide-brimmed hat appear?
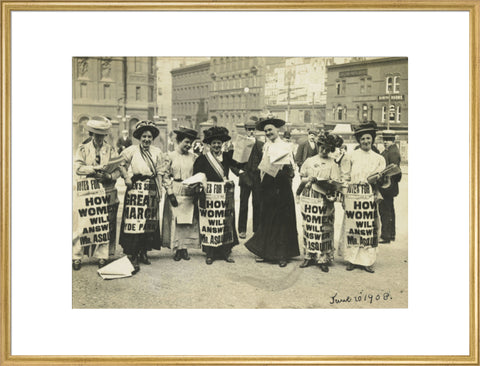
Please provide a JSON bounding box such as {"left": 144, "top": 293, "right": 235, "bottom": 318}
{"left": 307, "top": 129, "right": 319, "bottom": 136}
{"left": 256, "top": 115, "right": 286, "bottom": 131}
{"left": 86, "top": 118, "right": 112, "bottom": 135}
{"left": 133, "top": 120, "right": 160, "bottom": 140}
{"left": 244, "top": 116, "right": 258, "bottom": 129}
{"left": 317, "top": 132, "right": 344, "bottom": 153}
{"left": 382, "top": 129, "right": 396, "bottom": 141}
{"left": 173, "top": 126, "right": 198, "bottom": 140}
{"left": 354, "top": 120, "right": 378, "bottom": 142}
{"left": 203, "top": 126, "right": 231, "bottom": 144}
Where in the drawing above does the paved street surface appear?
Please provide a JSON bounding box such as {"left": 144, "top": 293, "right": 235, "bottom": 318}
{"left": 73, "top": 166, "right": 408, "bottom": 309}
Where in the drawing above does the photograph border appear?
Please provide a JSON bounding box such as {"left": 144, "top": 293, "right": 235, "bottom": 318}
{"left": 1, "top": 1, "right": 478, "bottom": 364}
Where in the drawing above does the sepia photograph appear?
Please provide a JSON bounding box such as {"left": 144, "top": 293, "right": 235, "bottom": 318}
{"left": 3, "top": 4, "right": 476, "bottom": 364}
{"left": 72, "top": 56, "right": 408, "bottom": 309}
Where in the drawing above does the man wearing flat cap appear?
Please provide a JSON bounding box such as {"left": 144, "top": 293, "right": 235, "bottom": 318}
{"left": 378, "top": 130, "right": 402, "bottom": 244}
{"left": 234, "top": 117, "right": 264, "bottom": 239}
{"left": 295, "top": 129, "right": 319, "bottom": 169}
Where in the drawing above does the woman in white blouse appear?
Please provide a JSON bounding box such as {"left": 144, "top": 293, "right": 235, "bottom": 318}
{"left": 162, "top": 127, "right": 201, "bottom": 261}
{"left": 338, "top": 121, "right": 386, "bottom": 273}
{"left": 119, "top": 121, "right": 172, "bottom": 274}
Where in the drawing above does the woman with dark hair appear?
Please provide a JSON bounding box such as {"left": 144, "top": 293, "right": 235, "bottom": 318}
{"left": 244, "top": 115, "right": 300, "bottom": 267}
{"left": 162, "top": 127, "right": 201, "bottom": 261}
{"left": 119, "top": 120, "right": 172, "bottom": 274}
{"left": 338, "top": 121, "right": 386, "bottom": 273}
{"left": 193, "top": 126, "right": 239, "bottom": 265}
{"left": 298, "top": 132, "right": 342, "bottom": 272}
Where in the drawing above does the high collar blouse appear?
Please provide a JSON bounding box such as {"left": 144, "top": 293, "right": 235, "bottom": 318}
{"left": 341, "top": 148, "right": 386, "bottom": 183}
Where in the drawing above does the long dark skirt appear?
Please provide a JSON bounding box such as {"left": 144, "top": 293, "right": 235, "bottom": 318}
{"left": 119, "top": 177, "right": 161, "bottom": 256}
{"left": 245, "top": 171, "right": 300, "bottom": 261}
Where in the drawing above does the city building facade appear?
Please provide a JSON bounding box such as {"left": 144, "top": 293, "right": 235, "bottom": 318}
{"left": 170, "top": 61, "right": 211, "bottom": 133}
{"left": 73, "top": 57, "right": 166, "bottom": 150}
{"left": 157, "top": 57, "right": 210, "bottom": 132}
{"left": 208, "top": 57, "right": 284, "bottom": 138}
{"left": 326, "top": 57, "right": 408, "bottom": 131}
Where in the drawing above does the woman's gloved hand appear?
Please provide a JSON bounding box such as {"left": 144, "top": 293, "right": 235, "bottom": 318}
{"left": 168, "top": 193, "right": 179, "bottom": 207}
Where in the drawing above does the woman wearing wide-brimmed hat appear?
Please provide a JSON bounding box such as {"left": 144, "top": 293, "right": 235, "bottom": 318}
{"left": 162, "top": 126, "right": 202, "bottom": 261}
{"left": 244, "top": 115, "right": 300, "bottom": 267}
{"left": 193, "top": 126, "right": 239, "bottom": 264}
{"left": 73, "top": 118, "right": 123, "bottom": 271}
{"left": 119, "top": 120, "right": 172, "bottom": 274}
{"left": 297, "top": 132, "right": 343, "bottom": 272}
{"left": 338, "top": 121, "right": 386, "bottom": 273}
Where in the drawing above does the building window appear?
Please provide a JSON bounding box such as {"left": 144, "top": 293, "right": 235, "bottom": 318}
{"left": 360, "top": 78, "right": 365, "bottom": 94}
{"left": 367, "top": 77, "right": 372, "bottom": 94}
{"left": 341, "top": 80, "right": 346, "bottom": 94}
{"left": 344, "top": 106, "right": 347, "bottom": 120}
{"left": 362, "top": 104, "right": 368, "bottom": 121}
{"left": 394, "top": 76, "right": 400, "bottom": 93}
{"left": 396, "top": 105, "right": 401, "bottom": 122}
{"left": 103, "top": 84, "right": 110, "bottom": 99}
{"left": 382, "top": 106, "right": 387, "bottom": 122}
{"left": 386, "top": 77, "right": 393, "bottom": 93}
{"left": 136, "top": 86, "right": 141, "bottom": 101}
{"left": 80, "top": 83, "right": 87, "bottom": 98}
{"left": 370, "top": 105, "right": 374, "bottom": 120}
{"left": 336, "top": 81, "right": 341, "bottom": 95}
{"left": 356, "top": 105, "right": 360, "bottom": 121}
{"left": 337, "top": 106, "right": 343, "bottom": 120}
{"left": 389, "top": 104, "right": 396, "bottom": 122}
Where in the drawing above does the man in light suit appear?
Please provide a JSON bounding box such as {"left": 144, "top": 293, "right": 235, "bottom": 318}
{"left": 295, "top": 129, "right": 319, "bottom": 169}
{"left": 233, "top": 118, "right": 264, "bottom": 239}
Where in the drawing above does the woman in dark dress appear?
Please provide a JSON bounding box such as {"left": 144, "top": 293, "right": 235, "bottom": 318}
{"left": 244, "top": 116, "right": 300, "bottom": 267}
{"left": 193, "top": 126, "right": 239, "bottom": 264}
{"left": 119, "top": 120, "right": 173, "bottom": 274}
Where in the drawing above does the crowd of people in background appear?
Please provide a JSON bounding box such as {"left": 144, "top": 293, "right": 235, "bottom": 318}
{"left": 73, "top": 114, "right": 402, "bottom": 275}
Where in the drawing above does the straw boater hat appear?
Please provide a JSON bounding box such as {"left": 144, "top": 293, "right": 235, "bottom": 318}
{"left": 317, "top": 132, "right": 344, "bottom": 153}
{"left": 203, "top": 126, "right": 231, "bottom": 144}
{"left": 133, "top": 120, "right": 159, "bottom": 140}
{"left": 382, "top": 129, "right": 396, "bottom": 141}
{"left": 353, "top": 120, "right": 378, "bottom": 142}
{"left": 173, "top": 126, "right": 198, "bottom": 140}
{"left": 256, "top": 114, "right": 286, "bottom": 131}
{"left": 86, "top": 118, "right": 112, "bottom": 135}
{"left": 244, "top": 116, "right": 258, "bottom": 129}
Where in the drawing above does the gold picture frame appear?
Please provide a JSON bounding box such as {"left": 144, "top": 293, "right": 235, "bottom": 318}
{"left": 1, "top": 1, "right": 478, "bottom": 365}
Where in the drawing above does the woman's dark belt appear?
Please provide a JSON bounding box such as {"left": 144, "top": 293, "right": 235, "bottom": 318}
{"left": 173, "top": 178, "right": 183, "bottom": 182}
{"left": 131, "top": 174, "right": 155, "bottom": 183}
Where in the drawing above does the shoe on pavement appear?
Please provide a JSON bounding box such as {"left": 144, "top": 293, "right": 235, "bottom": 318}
{"left": 299, "top": 259, "right": 311, "bottom": 268}
{"left": 206, "top": 257, "right": 213, "bottom": 265}
{"left": 346, "top": 263, "right": 355, "bottom": 271}
{"left": 173, "top": 250, "right": 182, "bottom": 261}
{"left": 279, "top": 260, "right": 287, "bottom": 268}
{"left": 379, "top": 238, "right": 391, "bottom": 244}
{"left": 239, "top": 232, "right": 246, "bottom": 239}
{"left": 320, "top": 264, "right": 329, "bottom": 273}
{"left": 181, "top": 249, "right": 190, "bottom": 261}
{"left": 98, "top": 259, "right": 108, "bottom": 268}
{"left": 255, "top": 257, "right": 265, "bottom": 263}
{"left": 72, "top": 260, "right": 81, "bottom": 271}
{"left": 364, "top": 265, "right": 375, "bottom": 273}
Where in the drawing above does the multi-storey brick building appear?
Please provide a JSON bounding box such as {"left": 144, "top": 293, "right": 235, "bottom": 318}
{"left": 208, "top": 57, "right": 284, "bottom": 138}
{"left": 73, "top": 57, "right": 166, "bottom": 150}
{"left": 326, "top": 57, "right": 408, "bottom": 131}
{"left": 170, "top": 61, "right": 211, "bottom": 132}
